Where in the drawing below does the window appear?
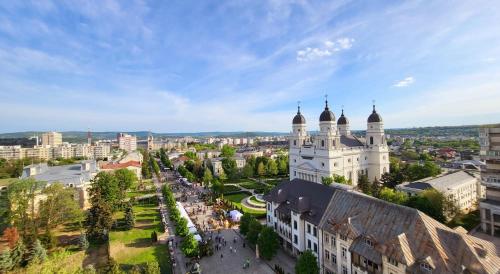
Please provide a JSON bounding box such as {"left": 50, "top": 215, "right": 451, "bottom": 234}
{"left": 313, "top": 243, "right": 318, "bottom": 253}
{"left": 342, "top": 265, "right": 348, "bottom": 274}
{"left": 294, "top": 140, "right": 297, "bottom": 146}
{"left": 332, "top": 236, "right": 336, "bottom": 247}
{"left": 267, "top": 203, "right": 271, "bottom": 210}
{"left": 420, "top": 263, "right": 432, "bottom": 272}
{"left": 325, "top": 234, "right": 329, "bottom": 243}
{"left": 340, "top": 234, "right": 347, "bottom": 241}
{"left": 307, "top": 240, "right": 311, "bottom": 249}
{"left": 370, "top": 136, "right": 374, "bottom": 145}
{"left": 388, "top": 257, "right": 399, "bottom": 267}
{"left": 341, "top": 247, "right": 347, "bottom": 259}
{"left": 321, "top": 140, "right": 325, "bottom": 147}
{"left": 333, "top": 140, "right": 336, "bottom": 146}
{"left": 313, "top": 227, "right": 317, "bottom": 237}
{"left": 364, "top": 238, "right": 374, "bottom": 248}
{"left": 274, "top": 223, "right": 277, "bottom": 230}
{"left": 307, "top": 224, "right": 311, "bottom": 234}
{"left": 332, "top": 255, "right": 337, "bottom": 265}
{"left": 325, "top": 250, "right": 330, "bottom": 260}
{"left": 294, "top": 235, "right": 298, "bottom": 244}
{"left": 267, "top": 216, "right": 271, "bottom": 222}
{"left": 322, "top": 162, "right": 325, "bottom": 167}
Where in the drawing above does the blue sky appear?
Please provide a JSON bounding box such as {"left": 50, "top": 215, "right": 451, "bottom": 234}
{"left": 1, "top": 0, "right": 500, "bottom": 133}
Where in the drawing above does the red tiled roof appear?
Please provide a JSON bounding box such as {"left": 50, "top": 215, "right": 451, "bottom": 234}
{"left": 101, "top": 161, "right": 141, "bottom": 170}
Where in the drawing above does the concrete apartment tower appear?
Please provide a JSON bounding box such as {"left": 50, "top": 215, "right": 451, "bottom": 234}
{"left": 479, "top": 124, "right": 500, "bottom": 237}
{"left": 41, "top": 131, "right": 62, "bottom": 147}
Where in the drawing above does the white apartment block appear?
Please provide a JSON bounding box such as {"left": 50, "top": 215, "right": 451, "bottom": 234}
{"left": 41, "top": 131, "right": 63, "bottom": 146}
{"left": 117, "top": 133, "right": 137, "bottom": 152}
{"left": 289, "top": 102, "right": 389, "bottom": 186}
{"left": 479, "top": 125, "right": 500, "bottom": 237}
{"left": 396, "top": 170, "right": 483, "bottom": 213}
{"left": 0, "top": 144, "right": 110, "bottom": 161}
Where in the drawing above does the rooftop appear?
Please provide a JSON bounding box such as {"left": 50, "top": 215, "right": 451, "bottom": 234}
{"left": 21, "top": 161, "right": 98, "bottom": 186}
{"left": 399, "top": 171, "right": 477, "bottom": 192}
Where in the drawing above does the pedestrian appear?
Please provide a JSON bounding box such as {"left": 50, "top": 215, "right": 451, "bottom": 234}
{"left": 221, "top": 253, "right": 223, "bottom": 259}
{"left": 243, "top": 242, "right": 246, "bottom": 248}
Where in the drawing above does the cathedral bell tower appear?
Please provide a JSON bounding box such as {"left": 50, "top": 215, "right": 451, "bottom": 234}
{"left": 317, "top": 96, "right": 339, "bottom": 150}
{"left": 291, "top": 104, "right": 307, "bottom": 148}
{"left": 366, "top": 104, "right": 385, "bottom": 146}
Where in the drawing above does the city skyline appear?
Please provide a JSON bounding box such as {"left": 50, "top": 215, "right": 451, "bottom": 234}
{"left": 1, "top": 1, "right": 500, "bottom": 132}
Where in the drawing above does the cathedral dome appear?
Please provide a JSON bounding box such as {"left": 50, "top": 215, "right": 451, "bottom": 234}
{"left": 293, "top": 106, "right": 306, "bottom": 124}
{"left": 367, "top": 105, "right": 382, "bottom": 123}
{"left": 337, "top": 109, "right": 349, "bottom": 125}
{"left": 319, "top": 100, "right": 335, "bottom": 122}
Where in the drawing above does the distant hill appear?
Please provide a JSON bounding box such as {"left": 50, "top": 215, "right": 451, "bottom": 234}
{"left": 0, "top": 131, "right": 288, "bottom": 143}
{"left": 0, "top": 125, "right": 482, "bottom": 143}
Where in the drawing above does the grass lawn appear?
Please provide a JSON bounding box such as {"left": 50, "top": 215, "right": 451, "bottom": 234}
{"left": 223, "top": 184, "right": 241, "bottom": 193}
{"left": 109, "top": 199, "right": 171, "bottom": 274}
{"left": 249, "top": 196, "right": 265, "bottom": 206}
{"left": 239, "top": 181, "right": 264, "bottom": 189}
{"left": 224, "top": 193, "right": 266, "bottom": 216}
{"left": 16, "top": 249, "right": 86, "bottom": 274}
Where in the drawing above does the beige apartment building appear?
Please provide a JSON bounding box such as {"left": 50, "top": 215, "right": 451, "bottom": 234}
{"left": 117, "top": 133, "right": 137, "bottom": 152}
{"left": 0, "top": 144, "right": 110, "bottom": 161}
{"left": 41, "top": 131, "right": 62, "bottom": 146}
{"left": 479, "top": 124, "right": 500, "bottom": 237}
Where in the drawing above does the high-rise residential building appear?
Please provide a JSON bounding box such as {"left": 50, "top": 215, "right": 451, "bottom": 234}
{"left": 289, "top": 100, "right": 389, "bottom": 185}
{"left": 41, "top": 131, "right": 63, "bottom": 147}
{"left": 479, "top": 124, "right": 500, "bottom": 237}
{"left": 117, "top": 133, "right": 137, "bottom": 152}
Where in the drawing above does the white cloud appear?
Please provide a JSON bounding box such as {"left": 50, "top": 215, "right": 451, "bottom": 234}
{"left": 297, "top": 37, "right": 354, "bottom": 62}
{"left": 393, "top": 76, "right": 415, "bottom": 87}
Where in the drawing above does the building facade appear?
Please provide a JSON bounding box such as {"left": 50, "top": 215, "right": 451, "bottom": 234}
{"left": 479, "top": 125, "right": 500, "bottom": 237}
{"left": 209, "top": 157, "right": 246, "bottom": 176}
{"left": 396, "top": 170, "right": 483, "bottom": 213}
{"left": 117, "top": 133, "right": 137, "bottom": 152}
{"left": 289, "top": 101, "right": 389, "bottom": 186}
{"left": 41, "top": 131, "right": 62, "bottom": 146}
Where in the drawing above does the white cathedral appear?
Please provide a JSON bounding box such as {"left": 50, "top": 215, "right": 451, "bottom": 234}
{"left": 289, "top": 99, "right": 390, "bottom": 186}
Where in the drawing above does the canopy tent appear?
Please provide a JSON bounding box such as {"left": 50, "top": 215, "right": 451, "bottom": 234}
{"left": 176, "top": 202, "right": 198, "bottom": 234}
{"left": 229, "top": 210, "right": 243, "bottom": 222}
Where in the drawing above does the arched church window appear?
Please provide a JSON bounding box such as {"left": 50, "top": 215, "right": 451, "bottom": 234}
{"left": 370, "top": 136, "right": 374, "bottom": 145}
{"left": 294, "top": 140, "right": 297, "bottom": 146}
{"left": 332, "top": 140, "right": 336, "bottom": 146}
{"left": 321, "top": 140, "right": 325, "bottom": 147}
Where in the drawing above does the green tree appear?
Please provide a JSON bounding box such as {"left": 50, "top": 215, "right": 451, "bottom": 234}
{"left": 10, "top": 240, "right": 27, "bottom": 268}
{"left": 181, "top": 233, "right": 199, "bottom": 257}
{"left": 7, "top": 179, "right": 46, "bottom": 240}
{"left": 333, "top": 175, "right": 349, "bottom": 185}
{"left": 239, "top": 213, "right": 254, "bottom": 236}
{"left": 202, "top": 168, "right": 213, "bottom": 186}
{"left": 277, "top": 156, "right": 288, "bottom": 175}
{"left": 176, "top": 218, "right": 189, "bottom": 237}
{"left": 222, "top": 158, "right": 238, "bottom": 179}
{"left": 242, "top": 163, "right": 254, "bottom": 178}
{"left": 91, "top": 172, "right": 120, "bottom": 210}
{"left": 150, "top": 157, "right": 160, "bottom": 176}
{"left": 406, "top": 161, "right": 441, "bottom": 181}
{"left": 86, "top": 182, "right": 114, "bottom": 242}
{"left": 39, "top": 183, "right": 82, "bottom": 243}
{"left": 114, "top": 168, "right": 138, "bottom": 201}
{"left": 0, "top": 250, "right": 12, "bottom": 272}
{"left": 145, "top": 261, "right": 161, "bottom": 274}
{"left": 184, "top": 151, "right": 197, "bottom": 160}
{"left": 257, "top": 162, "right": 266, "bottom": 177}
{"left": 321, "top": 176, "right": 333, "bottom": 186}
{"left": 246, "top": 219, "right": 262, "bottom": 246}
{"left": 266, "top": 159, "right": 278, "bottom": 176}
{"left": 220, "top": 145, "right": 236, "bottom": 158}
{"left": 357, "top": 175, "right": 371, "bottom": 194}
{"left": 218, "top": 170, "right": 228, "bottom": 181}
{"left": 257, "top": 227, "right": 280, "bottom": 260}
{"left": 378, "top": 187, "right": 408, "bottom": 205}
{"left": 124, "top": 203, "right": 135, "bottom": 230}
{"left": 79, "top": 233, "right": 89, "bottom": 250}
{"left": 210, "top": 179, "right": 224, "bottom": 197}
{"left": 404, "top": 189, "right": 455, "bottom": 223}
{"left": 26, "top": 239, "right": 47, "bottom": 264}
{"left": 295, "top": 250, "right": 319, "bottom": 274}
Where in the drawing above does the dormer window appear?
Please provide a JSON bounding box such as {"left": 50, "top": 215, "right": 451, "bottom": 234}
{"left": 420, "top": 263, "right": 432, "bottom": 272}
{"left": 364, "top": 238, "right": 374, "bottom": 248}
{"left": 388, "top": 257, "right": 399, "bottom": 267}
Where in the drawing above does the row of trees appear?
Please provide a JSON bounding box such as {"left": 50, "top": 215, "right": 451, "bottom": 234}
{"left": 0, "top": 179, "right": 83, "bottom": 271}
{"left": 321, "top": 175, "right": 350, "bottom": 186}
{"left": 380, "top": 157, "right": 441, "bottom": 188}
{"left": 239, "top": 213, "right": 279, "bottom": 260}
{"left": 158, "top": 148, "right": 172, "bottom": 169}
{"left": 162, "top": 185, "right": 199, "bottom": 257}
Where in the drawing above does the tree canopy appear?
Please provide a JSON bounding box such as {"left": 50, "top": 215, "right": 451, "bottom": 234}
{"left": 295, "top": 250, "right": 319, "bottom": 274}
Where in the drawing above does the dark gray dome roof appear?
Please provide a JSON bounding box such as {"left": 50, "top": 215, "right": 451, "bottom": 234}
{"left": 319, "top": 100, "right": 335, "bottom": 122}
{"left": 368, "top": 105, "right": 382, "bottom": 123}
{"left": 293, "top": 106, "right": 306, "bottom": 124}
{"left": 337, "top": 109, "right": 349, "bottom": 125}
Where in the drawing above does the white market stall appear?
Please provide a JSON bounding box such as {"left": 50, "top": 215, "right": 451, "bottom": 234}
{"left": 229, "top": 210, "right": 243, "bottom": 222}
